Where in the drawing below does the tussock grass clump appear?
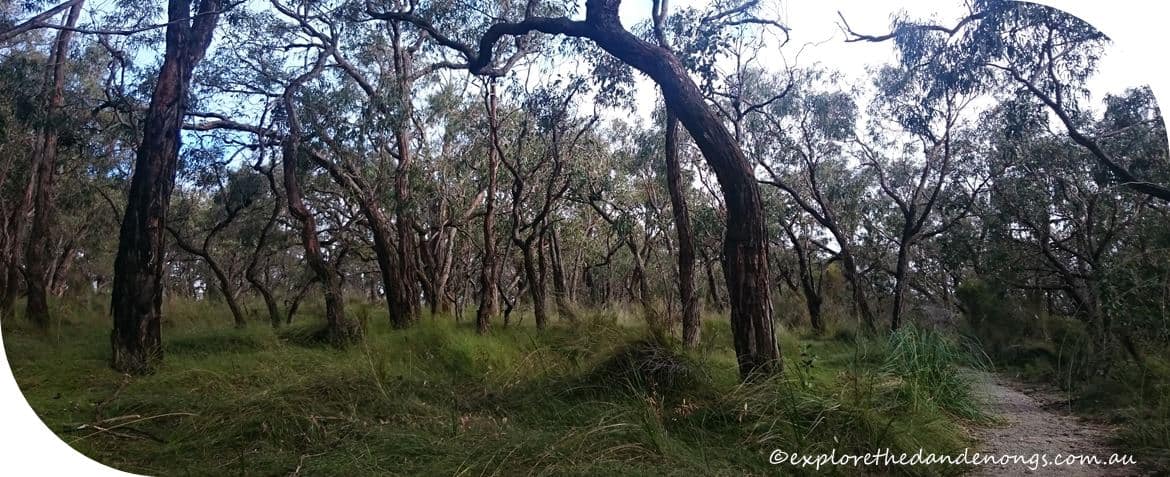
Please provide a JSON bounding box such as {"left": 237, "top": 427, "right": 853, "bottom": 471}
{"left": 578, "top": 338, "right": 710, "bottom": 397}
{"left": 881, "top": 326, "right": 987, "bottom": 420}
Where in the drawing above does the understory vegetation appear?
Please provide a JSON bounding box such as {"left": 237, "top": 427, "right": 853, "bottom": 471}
{"left": 7, "top": 297, "right": 984, "bottom": 476}
{"left": 959, "top": 281, "right": 1170, "bottom": 466}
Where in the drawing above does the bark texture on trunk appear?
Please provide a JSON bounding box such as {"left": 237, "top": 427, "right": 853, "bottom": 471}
{"left": 549, "top": 225, "right": 576, "bottom": 321}
{"left": 25, "top": 0, "right": 82, "bottom": 327}
{"left": 476, "top": 82, "right": 501, "bottom": 334}
{"left": 520, "top": 242, "right": 548, "bottom": 329}
{"left": 110, "top": 0, "right": 223, "bottom": 374}
{"left": 663, "top": 110, "right": 700, "bottom": 347}
{"left": 389, "top": 24, "right": 422, "bottom": 326}
{"left": 890, "top": 234, "right": 913, "bottom": 331}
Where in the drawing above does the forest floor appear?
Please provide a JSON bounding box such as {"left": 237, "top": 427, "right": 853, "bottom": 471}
{"left": 967, "top": 370, "right": 1137, "bottom": 476}
{"left": 3, "top": 298, "right": 990, "bottom": 476}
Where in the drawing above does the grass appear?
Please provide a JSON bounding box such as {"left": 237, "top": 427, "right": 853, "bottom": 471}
{"left": 3, "top": 296, "right": 985, "bottom": 476}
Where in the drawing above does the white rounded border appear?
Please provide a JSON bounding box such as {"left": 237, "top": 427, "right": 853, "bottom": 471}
{"left": 0, "top": 1, "right": 1166, "bottom": 475}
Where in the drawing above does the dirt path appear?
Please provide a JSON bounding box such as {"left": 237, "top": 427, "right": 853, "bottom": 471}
{"left": 967, "top": 371, "right": 1139, "bottom": 476}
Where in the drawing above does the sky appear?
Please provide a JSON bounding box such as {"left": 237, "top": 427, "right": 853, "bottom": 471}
{"left": 611, "top": 0, "right": 1163, "bottom": 122}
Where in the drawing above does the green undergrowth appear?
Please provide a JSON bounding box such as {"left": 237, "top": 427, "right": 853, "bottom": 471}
{"left": 958, "top": 279, "right": 1170, "bottom": 467}
{"left": 4, "top": 297, "right": 984, "bottom": 476}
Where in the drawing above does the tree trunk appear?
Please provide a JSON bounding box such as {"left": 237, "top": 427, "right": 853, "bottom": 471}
{"left": 548, "top": 225, "right": 576, "bottom": 321}
{"left": 783, "top": 222, "right": 823, "bottom": 332}
{"left": 368, "top": 207, "right": 406, "bottom": 327}
{"left": 207, "top": 258, "right": 245, "bottom": 327}
{"left": 50, "top": 243, "right": 76, "bottom": 297}
{"left": 24, "top": 0, "right": 82, "bottom": 327}
{"left": 110, "top": 0, "right": 223, "bottom": 374}
{"left": 278, "top": 49, "right": 361, "bottom": 346}
{"left": 890, "top": 236, "right": 912, "bottom": 331}
{"left": 282, "top": 137, "right": 360, "bottom": 345}
{"left": 840, "top": 252, "right": 876, "bottom": 332}
{"left": 700, "top": 248, "right": 724, "bottom": 312}
{"left": 245, "top": 192, "right": 282, "bottom": 328}
{"left": 520, "top": 241, "right": 548, "bottom": 329}
{"left": 476, "top": 81, "right": 503, "bottom": 333}
{"left": 390, "top": 25, "right": 421, "bottom": 326}
{"left": 663, "top": 110, "right": 700, "bottom": 347}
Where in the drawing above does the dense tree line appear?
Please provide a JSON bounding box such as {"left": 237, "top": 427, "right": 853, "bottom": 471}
{"left": 0, "top": 0, "right": 1166, "bottom": 380}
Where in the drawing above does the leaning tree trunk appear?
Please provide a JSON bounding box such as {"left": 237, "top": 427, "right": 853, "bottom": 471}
{"left": 278, "top": 49, "right": 361, "bottom": 346}
{"left": 50, "top": 242, "right": 77, "bottom": 297}
{"left": 588, "top": 0, "right": 779, "bottom": 379}
{"left": 25, "top": 0, "right": 82, "bottom": 328}
{"left": 167, "top": 225, "right": 246, "bottom": 327}
{"left": 281, "top": 137, "right": 360, "bottom": 346}
{"left": 110, "top": 0, "right": 223, "bottom": 374}
{"left": 305, "top": 144, "right": 410, "bottom": 331}
{"left": 663, "top": 110, "right": 700, "bottom": 348}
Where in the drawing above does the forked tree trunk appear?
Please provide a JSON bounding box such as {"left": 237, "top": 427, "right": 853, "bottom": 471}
{"left": 663, "top": 110, "right": 700, "bottom": 347}
{"left": 245, "top": 183, "right": 282, "bottom": 328}
{"left": 110, "top": 0, "right": 223, "bottom": 374}
{"left": 168, "top": 229, "right": 246, "bottom": 327}
{"left": 25, "top": 0, "right": 82, "bottom": 327}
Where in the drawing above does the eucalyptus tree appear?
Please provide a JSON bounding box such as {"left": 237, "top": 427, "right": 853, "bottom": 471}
{"left": 584, "top": 119, "right": 668, "bottom": 333}
{"left": 413, "top": 90, "right": 485, "bottom": 319}
{"left": 476, "top": 79, "right": 503, "bottom": 333}
{"left": 756, "top": 75, "right": 878, "bottom": 331}
{"left": 267, "top": 0, "right": 427, "bottom": 328}
{"left": 500, "top": 80, "right": 589, "bottom": 330}
{"left": 861, "top": 62, "right": 989, "bottom": 330}
{"left": 23, "top": 0, "right": 82, "bottom": 327}
{"left": 167, "top": 163, "right": 265, "bottom": 328}
{"left": 109, "top": 0, "right": 226, "bottom": 373}
{"left": 842, "top": 0, "right": 1170, "bottom": 203}
{"left": 278, "top": 50, "right": 363, "bottom": 345}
